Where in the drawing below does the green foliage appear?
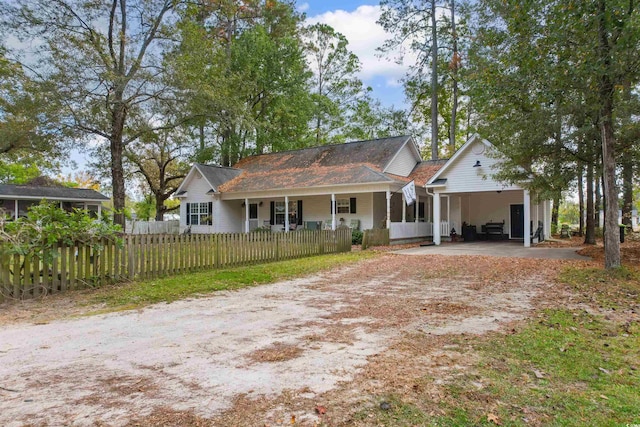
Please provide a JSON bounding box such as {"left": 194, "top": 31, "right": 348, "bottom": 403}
{"left": 558, "top": 201, "right": 580, "bottom": 226}
{"left": 351, "top": 229, "right": 363, "bottom": 245}
{"left": 0, "top": 201, "right": 122, "bottom": 264}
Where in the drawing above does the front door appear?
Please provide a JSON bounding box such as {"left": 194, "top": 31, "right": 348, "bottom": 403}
{"left": 510, "top": 204, "right": 524, "bottom": 238}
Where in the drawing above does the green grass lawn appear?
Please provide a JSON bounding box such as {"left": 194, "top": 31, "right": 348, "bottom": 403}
{"left": 88, "top": 250, "right": 376, "bottom": 311}
{"left": 359, "top": 266, "right": 640, "bottom": 426}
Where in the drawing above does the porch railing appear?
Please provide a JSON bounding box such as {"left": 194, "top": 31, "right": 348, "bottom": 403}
{"left": 440, "top": 220, "right": 450, "bottom": 236}
{"left": 389, "top": 222, "right": 433, "bottom": 240}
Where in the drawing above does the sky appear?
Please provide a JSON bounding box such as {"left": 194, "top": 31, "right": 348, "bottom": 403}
{"left": 300, "top": 0, "right": 409, "bottom": 108}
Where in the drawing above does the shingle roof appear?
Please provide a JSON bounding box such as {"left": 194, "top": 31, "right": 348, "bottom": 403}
{"left": 195, "top": 164, "right": 243, "bottom": 190}
{"left": 233, "top": 135, "right": 412, "bottom": 172}
{"left": 219, "top": 164, "right": 394, "bottom": 192}
{"left": 0, "top": 184, "right": 109, "bottom": 201}
{"left": 219, "top": 136, "right": 416, "bottom": 193}
{"left": 408, "top": 160, "right": 449, "bottom": 186}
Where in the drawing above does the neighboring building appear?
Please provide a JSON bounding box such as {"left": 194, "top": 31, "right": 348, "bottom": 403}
{"left": 176, "top": 135, "right": 551, "bottom": 247}
{"left": 0, "top": 184, "right": 109, "bottom": 219}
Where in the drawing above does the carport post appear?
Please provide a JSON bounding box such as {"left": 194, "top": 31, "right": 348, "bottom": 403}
{"left": 415, "top": 194, "right": 420, "bottom": 223}
{"left": 434, "top": 192, "right": 441, "bottom": 245}
{"left": 524, "top": 190, "right": 531, "bottom": 247}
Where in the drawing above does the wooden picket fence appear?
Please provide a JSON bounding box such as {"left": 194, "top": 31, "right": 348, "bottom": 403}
{"left": 362, "top": 228, "right": 390, "bottom": 249}
{"left": 0, "top": 228, "right": 351, "bottom": 302}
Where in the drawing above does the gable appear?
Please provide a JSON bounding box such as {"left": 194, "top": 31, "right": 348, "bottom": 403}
{"left": 383, "top": 140, "right": 421, "bottom": 176}
{"left": 427, "top": 135, "right": 522, "bottom": 193}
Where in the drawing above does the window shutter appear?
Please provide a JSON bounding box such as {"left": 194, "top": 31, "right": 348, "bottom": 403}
{"left": 350, "top": 197, "right": 357, "bottom": 214}
{"left": 329, "top": 200, "right": 334, "bottom": 214}
{"left": 208, "top": 202, "right": 213, "bottom": 225}
{"left": 297, "top": 200, "right": 303, "bottom": 225}
{"left": 270, "top": 201, "right": 275, "bottom": 225}
{"left": 186, "top": 203, "right": 190, "bottom": 225}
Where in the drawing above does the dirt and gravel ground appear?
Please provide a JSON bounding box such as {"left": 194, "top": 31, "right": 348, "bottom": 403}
{"left": 0, "top": 246, "right": 602, "bottom": 426}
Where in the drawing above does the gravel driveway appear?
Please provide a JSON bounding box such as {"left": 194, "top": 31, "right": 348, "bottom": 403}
{"left": 0, "top": 253, "right": 584, "bottom": 426}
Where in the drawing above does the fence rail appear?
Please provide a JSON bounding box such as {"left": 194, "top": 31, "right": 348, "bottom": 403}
{"left": 0, "top": 228, "right": 352, "bottom": 302}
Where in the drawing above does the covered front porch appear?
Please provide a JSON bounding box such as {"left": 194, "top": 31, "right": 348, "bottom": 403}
{"left": 225, "top": 184, "right": 436, "bottom": 242}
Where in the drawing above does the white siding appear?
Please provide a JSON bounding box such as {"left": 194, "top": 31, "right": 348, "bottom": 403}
{"left": 465, "top": 191, "right": 522, "bottom": 236}
{"left": 216, "top": 199, "right": 243, "bottom": 233}
{"left": 438, "top": 142, "right": 521, "bottom": 193}
{"left": 179, "top": 170, "right": 213, "bottom": 231}
{"left": 385, "top": 143, "right": 419, "bottom": 177}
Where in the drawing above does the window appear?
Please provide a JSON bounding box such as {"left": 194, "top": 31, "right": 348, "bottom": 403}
{"left": 187, "top": 202, "right": 212, "bottom": 225}
{"left": 335, "top": 198, "right": 356, "bottom": 214}
{"left": 275, "top": 201, "right": 297, "bottom": 225}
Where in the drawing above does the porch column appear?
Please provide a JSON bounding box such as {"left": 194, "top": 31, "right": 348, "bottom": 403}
{"left": 331, "top": 193, "right": 336, "bottom": 230}
{"left": 415, "top": 194, "right": 420, "bottom": 223}
{"left": 434, "top": 192, "right": 441, "bottom": 245}
{"left": 14, "top": 200, "right": 18, "bottom": 219}
{"left": 385, "top": 190, "right": 391, "bottom": 229}
{"left": 543, "top": 199, "right": 549, "bottom": 240}
{"left": 402, "top": 193, "right": 407, "bottom": 223}
{"left": 98, "top": 204, "right": 102, "bottom": 217}
{"left": 524, "top": 190, "right": 531, "bottom": 247}
{"left": 284, "top": 196, "right": 289, "bottom": 233}
{"left": 245, "top": 198, "right": 250, "bottom": 233}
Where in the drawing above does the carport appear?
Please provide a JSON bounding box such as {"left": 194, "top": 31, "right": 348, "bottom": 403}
{"left": 425, "top": 135, "right": 552, "bottom": 247}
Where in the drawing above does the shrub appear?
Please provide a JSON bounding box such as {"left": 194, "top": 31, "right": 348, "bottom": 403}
{"left": 0, "top": 201, "right": 122, "bottom": 263}
{"left": 352, "top": 229, "right": 363, "bottom": 245}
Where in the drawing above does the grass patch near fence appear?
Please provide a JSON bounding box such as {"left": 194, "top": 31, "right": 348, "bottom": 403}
{"left": 89, "top": 251, "right": 377, "bottom": 311}
{"left": 357, "top": 266, "right": 640, "bottom": 426}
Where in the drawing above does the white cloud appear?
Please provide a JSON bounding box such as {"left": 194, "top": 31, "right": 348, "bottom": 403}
{"left": 305, "top": 5, "right": 416, "bottom": 87}
{"left": 297, "top": 2, "right": 309, "bottom": 13}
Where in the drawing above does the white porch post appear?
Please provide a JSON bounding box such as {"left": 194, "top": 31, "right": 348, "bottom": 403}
{"left": 446, "top": 196, "right": 450, "bottom": 227}
{"left": 385, "top": 190, "right": 391, "bottom": 229}
{"left": 284, "top": 196, "right": 289, "bottom": 232}
{"left": 331, "top": 193, "right": 336, "bottom": 230}
{"left": 14, "top": 200, "right": 18, "bottom": 219}
{"left": 402, "top": 193, "right": 406, "bottom": 223}
{"left": 524, "top": 190, "right": 531, "bottom": 247}
{"left": 245, "top": 198, "right": 250, "bottom": 233}
{"left": 434, "top": 192, "right": 441, "bottom": 245}
{"left": 543, "top": 199, "right": 549, "bottom": 239}
{"left": 415, "top": 194, "right": 420, "bottom": 223}
{"left": 98, "top": 204, "right": 102, "bottom": 217}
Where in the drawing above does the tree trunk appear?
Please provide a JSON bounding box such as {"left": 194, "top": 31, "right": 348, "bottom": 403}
{"left": 621, "top": 154, "right": 633, "bottom": 228}
{"left": 584, "top": 161, "right": 596, "bottom": 244}
{"left": 449, "top": 0, "right": 458, "bottom": 155}
{"left": 595, "top": 167, "right": 601, "bottom": 227}
{"left": 155, "top": 197, "right": 165, "bottom": 221}
{"left": 110, "top": 100, "right": 127, "bottom": 229}
{"left": 430, "top": 0, "right": 439, "bottom": 160}
{"left": 598, "top": 0, "right": 621, "bottom": 269}
{"left": 577, "top": 163, "right": 584, "bottom": 236}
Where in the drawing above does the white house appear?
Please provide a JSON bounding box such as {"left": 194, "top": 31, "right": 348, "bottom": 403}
{"left": 176, "top": 135, "right": 551, "bottom": 246}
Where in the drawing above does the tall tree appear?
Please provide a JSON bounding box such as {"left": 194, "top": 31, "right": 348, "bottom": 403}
{"left": 1, "top": 0, "right": 182, "bottom": 227}
{"left": 303, "top": 23, "right": 366, "bottom": 145}
{"left": 469, "top": 0, "right": 640, "bottom": 269}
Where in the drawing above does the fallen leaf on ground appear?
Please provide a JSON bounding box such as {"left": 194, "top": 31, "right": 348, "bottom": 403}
{"left": 487, "top": 413, "right": 502, "bottom": 425}
{"left": 315, "top": 405, "right": 327, "bottom": 415}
